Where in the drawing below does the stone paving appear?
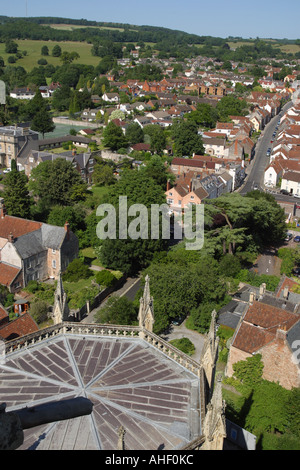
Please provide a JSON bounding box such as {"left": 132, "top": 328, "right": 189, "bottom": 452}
{"left": 0, "top": 333, "right": 202, "bottom": 450}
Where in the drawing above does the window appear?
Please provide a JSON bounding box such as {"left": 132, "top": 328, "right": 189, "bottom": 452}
{"left": 52, "top": 260, "right": 56, "bottom": 269}
{"left": 52, "top": 249, "right": 56, "bottom": 254}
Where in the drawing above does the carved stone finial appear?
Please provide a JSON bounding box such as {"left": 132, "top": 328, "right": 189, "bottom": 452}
{"left": 138, "top": 276, "right": 154, "bottom": 332}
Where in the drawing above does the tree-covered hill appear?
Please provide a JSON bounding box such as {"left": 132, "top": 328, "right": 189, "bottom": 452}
{"left": 0, "top": 15, "right": 224, "bottom": 46}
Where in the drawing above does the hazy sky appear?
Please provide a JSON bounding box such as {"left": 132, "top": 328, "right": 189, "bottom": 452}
{"left": 2, "top": 0, "right": 300, "bottom": 40}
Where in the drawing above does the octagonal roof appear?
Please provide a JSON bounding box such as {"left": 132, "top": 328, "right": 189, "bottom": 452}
{"left": 0, "top": 332, "right": 202, "bottom": 450}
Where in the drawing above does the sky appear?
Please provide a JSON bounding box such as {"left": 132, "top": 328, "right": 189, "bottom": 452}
{"left": 1, "top": 0, "right": 300, "bottom": 40}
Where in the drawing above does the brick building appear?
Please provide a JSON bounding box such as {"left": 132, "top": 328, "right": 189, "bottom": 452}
{"left": 226, "top": 280, "right": 300, "bottom": 389}
{"left": 0, "top": 203, "right": 78, "bottom": 292}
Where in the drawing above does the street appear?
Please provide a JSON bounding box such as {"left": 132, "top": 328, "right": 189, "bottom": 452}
{"left": 240, "top": 100, "right": 294, "bottom": 194}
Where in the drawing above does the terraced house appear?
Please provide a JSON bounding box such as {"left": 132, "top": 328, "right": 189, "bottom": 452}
{"left": 0, "top": 202, "right": 78, "bottom": 293}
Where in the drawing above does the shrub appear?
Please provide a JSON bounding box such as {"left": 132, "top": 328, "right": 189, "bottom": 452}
{"left": 169, "top": 337, "right": 195, "bottom": 356}
{"left": 30, "top": 300, "right": 49, "bottom": 324}
{"left": 95, "top": 270, "right": 117, "bottom": 287}
{"left": 63, "top": 258, "right": 93, "bottom": 282}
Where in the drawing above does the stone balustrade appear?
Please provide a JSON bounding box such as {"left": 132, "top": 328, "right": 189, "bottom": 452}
{"left": 3, "top": 322, "right": 203, "bottom": 377}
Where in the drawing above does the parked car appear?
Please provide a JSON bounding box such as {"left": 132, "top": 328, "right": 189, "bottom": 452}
{"left": 294, "top": 193, "right": 300, "bottom": 198}
{"left": 253, "top": 183, "right": 259, "bottom": 190}
{"left": 280, "top": 189, "right": 290, "bottom": 195}
{"left": 3, "top": 168, "right": 11, "bottom": 173}
{"left": 285, "top": 233, "right": 293, "bottom": 241}
{"left": 292, "top": 267, "right": 300, "bottom": 276}
{"left": 294, "top": 235, "right": 300, "bottom": 242}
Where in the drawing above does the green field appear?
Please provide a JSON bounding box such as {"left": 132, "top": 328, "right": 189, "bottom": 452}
{"left": 0, "top": 39, "right": 101, "bottom": 71}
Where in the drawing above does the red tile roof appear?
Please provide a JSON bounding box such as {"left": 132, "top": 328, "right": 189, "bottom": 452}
{"left": 0, "top": 214, "right": 42, "bottom": 239}
{"left": 0, "top": 304, "right": 8, "bottom": 323}
{"left": 0, "top": 313, "right": 38, "bottom": 341}
{"left": 0, "top": 263, "right": 21, "bottom": 287}
{"left": 232, "top": 301, "right": 299, "bottom": 353}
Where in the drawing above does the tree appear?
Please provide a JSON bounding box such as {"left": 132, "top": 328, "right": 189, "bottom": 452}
{"left": 187, "top": 103, "right": 218, "bottom": 128}
{"left": 98, "top": 169, "right": 168, "bottom": 274}
{"left": 3, "top": 169, "right": 31, "bottom": 219}
{"left": 171, "top": 120, "right": 204, "bottom": 156}
{"left": 29, "top": 158, "right": 83, "bottom": 208}
{"left": 102, "top": 121, "right": 128, "bottom": 151}
{"left": 60, "top": 51, "right": 80, "bottom": 65}
{"left": 47, "top": 205, "right": 86, "bottom": 233}
{"left": 94, "top": 296, "right": 138, "bottom": 325}
{"left": 92, "top": 164, "right": 115, "bottom": 186}
{"left": 95, "top": 270, "right": 117, "bottom": 287}
{"left": 62, "top": 258, "right": 92, "bottom": 282}
{"left": 41, "top": 45, "right": 49, "bottom": 56}
{"left": 52, "top": 44, "right": 62, "bottom": 57}
{"left": 31, "top": 107, "right": 55, "bottom": 138}
{"left": 5, "top": 40, "right": 18, "bottom": 54}
{"left": 144, "top": 124, "right": 166, "bottom": 154}
{"left": 126, "top": 122, "right": 144, "bottom": 144}
{"left": 51, "top": 84, "right": 71, "bottom": 111}
{"left": 24, "top": 91, "right": 55, "bottom": 138}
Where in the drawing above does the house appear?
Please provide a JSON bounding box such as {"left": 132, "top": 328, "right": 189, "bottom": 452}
{"left": 0, "top": 125, "right": 39, "bottom": 168}
{"left": 226, "top": 294, "right": 300, "bottom": 390}
{"left": 102, "top": 92, "right": 120, "bottom": 103}
{"left": 281, "top": 170, "right": 300, "bottom": 196}
{"left": 264, "top": 159, "right": 284, "bottom": 187}
{"left": 165, "top": 175, "right": 208, "bottom": 214}
{"left": 202, "top": 136, "right": 226, "bottom": 158}
{"left": 133, "top": 116, "right": 152, "bottom": 129}
{"left": 19, "top": 149, "right": 95, "bottom": 183}
{"left": 9, "top": 87, "right": 35, "bottom": 100}
{"left": 0, "top": 204, "right": 79, "bottom": 292}
{"left": 81, "top": 107, "right": 102, "bottom": 121}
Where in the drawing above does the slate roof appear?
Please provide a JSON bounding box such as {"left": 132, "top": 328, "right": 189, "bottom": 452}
{"left": 0, "top": 334, "right": 202, "bottom": 450}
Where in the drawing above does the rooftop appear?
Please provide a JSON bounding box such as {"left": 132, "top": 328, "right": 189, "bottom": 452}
{"left": 0, "top": 323, "right": 203, "bottom": 450}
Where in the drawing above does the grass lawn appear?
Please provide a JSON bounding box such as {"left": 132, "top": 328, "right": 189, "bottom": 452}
{"left": 64, "top": 277, "right": 95, "bottom": 293}
{"left": 0, "top": 39, "right": 100, "bottom": 71}
{"left": 91, "top": 184, "right": 111, "bottom": 201}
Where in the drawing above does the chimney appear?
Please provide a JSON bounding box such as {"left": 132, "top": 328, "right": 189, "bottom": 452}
{"left": 283, "top": 286, "right": 289, "bottom": 300}
{"left": 189, "top": 179, "right": 193, "bottom": 192}
{"left": 64, "top": 221, "right": 70, "bottom": 240}
{"left": 0, "top": 204, "right": 6, "bottom": 219}
{"left": 166, "top": 180, "right": 171, "bottom": 191}
{"left": 8, "top": 232, "right": 14, "bottom": 243}
{"left": 72, "top": 148, "right": 77, "bottom": 156}
{"left": 276, "top": 324, "right": 287, "bottom": 342}
{"left": 259, "top": 283, "right": 266, "bottom": 297}
{"left": 249, "top": 291, "right": 255, "bottom": 304}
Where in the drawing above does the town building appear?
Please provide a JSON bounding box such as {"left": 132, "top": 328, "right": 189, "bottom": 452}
{"left": 0, "top": 125, "right": 39, "bottom": 168}
{"left": 0, "top": 202, "right": 78, "bottom": 293}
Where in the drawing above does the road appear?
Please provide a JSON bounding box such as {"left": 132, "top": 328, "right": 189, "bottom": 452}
{"left": 240, "top": 100, "right": 294, "bottom": 195}
{"left": 81, "top": 275, "right": 141, "bottom": 324}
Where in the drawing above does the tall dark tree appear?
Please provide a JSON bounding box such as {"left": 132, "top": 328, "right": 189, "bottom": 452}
{"left": 29, "top": 158, "right": 83, "bottom": 209}
{"left": 171, "top": 120, "right": 204, "bottom": 156}
{"left": 27, "top": 91, "right": 55, "bottom": 138}
{"left": 3, "top": 169, "right": 31, "bottom": 219}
